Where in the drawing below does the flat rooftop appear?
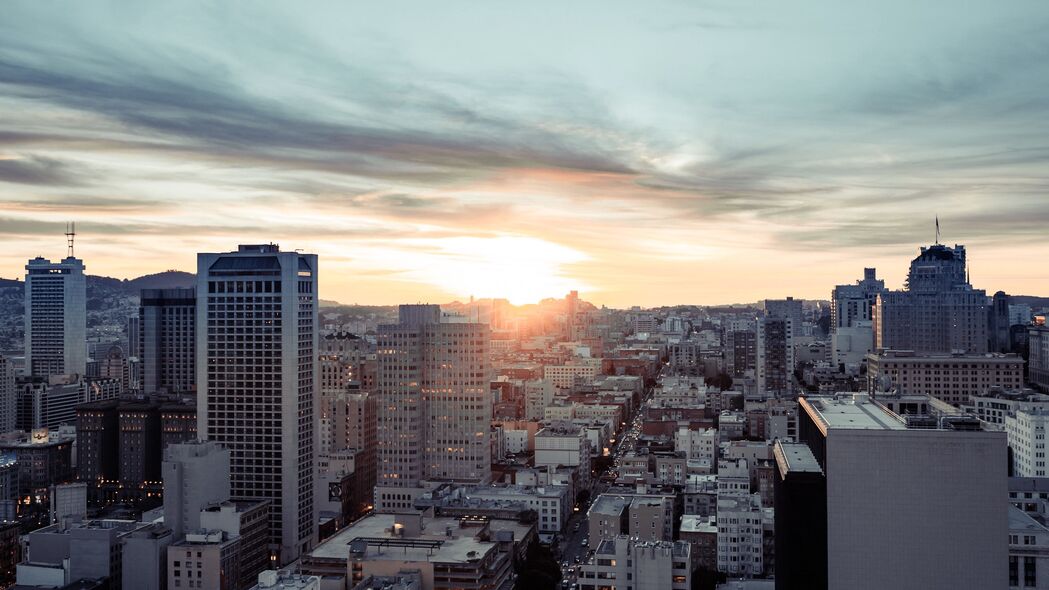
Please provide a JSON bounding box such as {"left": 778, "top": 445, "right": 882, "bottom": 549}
{"left": 802, "top": 394, "right": 905, "bottom": 431}
{"left": 308, "top": 513, "right": 530, "bottom": 565}
{"left": 679, "top": 514, "right": 717, "bottom": 534}
{"left": 774, "top": 442, "right": 822, "bottom": 474}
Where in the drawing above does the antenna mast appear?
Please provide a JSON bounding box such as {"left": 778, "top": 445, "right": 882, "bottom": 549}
{"left": 935, "top": 216, "right": 940, "bottom": 245}
{"left": 65, "top": 221, "right": 76, "bottom": 257}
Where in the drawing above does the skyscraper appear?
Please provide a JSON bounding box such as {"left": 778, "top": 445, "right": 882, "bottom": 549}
{"left": 24, "top": 255, "right": 86, "bottom": 378}
{"left": 197, "top": 244, "right": 318, "bottom": 564}
{"left": 374, "top": 305, "right": 491, "bottom": 511}
{"left": 830, "top": 268, "right": 885, "bottom": 332}
{"left": 874, "top": 243, "right": 988, "bottom": 354}
{"left": 140, "top": 288, "right": 196, "bottom": 394}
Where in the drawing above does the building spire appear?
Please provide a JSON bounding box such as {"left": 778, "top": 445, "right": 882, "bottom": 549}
{"left": 935, "top": 215, "right": 940, "bottom": 245}
{"left": 65, "top": 221, "right": 76, "bottom": 257}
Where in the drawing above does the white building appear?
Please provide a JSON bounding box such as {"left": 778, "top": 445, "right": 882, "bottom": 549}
{"left": 716, "top": 493, "right": 764, "bottom": 577}
{"left": 963, "top": 390, "right": 1049, "bottom": 429}
{"left": 577, "top": 536, "right": 691, "bottom": 590}
{"left": 675, "top": 427, "right": 718, "bottom": 464}
{"left": 24, "top": 255, "right": 86, "bottom": 378}
{"left": 1009, "top": 506, "right": 1049, "bottom": 590}
{"left": 197, "top": 244, "right": 318, "bottom": 564}
{"left": 163, "top": 440, "right": 232, "bottom": 539}
{"left": 1008, "top": 408, "right": 1049, "bottom": 478}
{"left": 830, "top": 321, "right": 873, "bottom": 370}
{"left": 523, "top": 379, "right": 555, "bottom": 421}
{"left": 535, "top": 423, "right": 591, "bottom": 489}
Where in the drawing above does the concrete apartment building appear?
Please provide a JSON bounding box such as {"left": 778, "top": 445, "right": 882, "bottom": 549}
{"left": 24, "top": 254, "right": 86, "bottom": 378}
{"left": 197, "top": 244, "right": 318, "bottom": 564}
{"left": 577, "top": 536, "right": 692, "bottom": 590}
{"left": 867, "top": 349, "right": 1025, "bottom": 406}
{"left": 774, "top": 393, "right": 1007, "bottom": 590}
{"left": 374, "top": 305, "right": 491, "bottom": 512}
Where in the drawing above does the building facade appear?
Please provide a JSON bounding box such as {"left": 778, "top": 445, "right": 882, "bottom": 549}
{"left": 874, "top": 243, "right": 988, "bottom": 354}
{"left": 374, "top": 305, "right": 490, "bottom": 511}
{"left": 140, "top": 288, "right": 196, "bottom": 394}
{"left": 24, "top": 255, "right": 86, "bottom": 378}
{"left": 867, "top": 350, "right": 1025, "bottom": 406}
{"left": 197, "top": 244, "right": 319, "bottom": 564}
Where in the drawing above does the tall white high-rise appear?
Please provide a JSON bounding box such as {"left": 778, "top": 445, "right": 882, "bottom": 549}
{"left": 24, "top": 255, "right": 86, "bottom": 378}
{"left": 197, "top": 244, "right": 318, "bottom": 564}
{"left": 374, "top": 305, "right": 491, "bottom": 511}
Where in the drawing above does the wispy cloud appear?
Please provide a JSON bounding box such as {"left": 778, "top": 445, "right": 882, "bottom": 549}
{"left": 1, "top": 1, "right": 1048, "bottom": 304}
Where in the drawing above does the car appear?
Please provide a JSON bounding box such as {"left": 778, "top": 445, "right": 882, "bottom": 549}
{"left": 581, "top": 537, "right": 589, "bottom": 545}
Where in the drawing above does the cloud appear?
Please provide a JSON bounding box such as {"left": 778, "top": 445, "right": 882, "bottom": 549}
{"left": 0, "top": 155, "right": 90, "bottom": 186}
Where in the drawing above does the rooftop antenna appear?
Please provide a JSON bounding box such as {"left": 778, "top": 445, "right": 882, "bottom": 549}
{"left": 65, "top": 221, "right": 76, "bottom": 257}
{"left": 934, "top": 215, "right": 940, "bottom": 245}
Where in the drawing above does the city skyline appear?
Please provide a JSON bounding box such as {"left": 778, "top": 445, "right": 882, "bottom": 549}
{"left": 3, "top": 2, "right": 1049, "bottom": 307}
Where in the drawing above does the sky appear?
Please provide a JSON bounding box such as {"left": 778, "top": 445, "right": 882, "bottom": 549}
{"left": 2, "top": 1, "right": 1049, "bottom": 307}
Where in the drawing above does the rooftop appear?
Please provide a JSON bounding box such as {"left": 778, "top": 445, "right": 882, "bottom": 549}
{"left": 773, "top": 441, "right": 823, "bottom": 475}
{"left": 680, "top": 514, "right": 717, "bottom": 534}
{"left": 308, "top": 513, "right": 529, "bottom": 565}
{"left": 1010, "top": 506, "right": 1049, "bottom": 535}
{"left": 801, "top": 394, "right": 906, "bottom": 431}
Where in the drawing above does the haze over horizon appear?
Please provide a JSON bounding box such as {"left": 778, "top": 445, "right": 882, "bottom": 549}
{"left": 3, "top": 1, "right": 1049, "bottom": 307}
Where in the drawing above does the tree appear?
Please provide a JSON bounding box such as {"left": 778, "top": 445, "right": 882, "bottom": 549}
{"left": 514, "top": 541, "right": 562, "bottom": 590}
{"left": 705, "top": 372, "right": 733, "bottom": 390}
{"left": 576, "top": 489, "right": 591, "bottom": 508}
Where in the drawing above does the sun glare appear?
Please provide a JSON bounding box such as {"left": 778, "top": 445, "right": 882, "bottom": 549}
{"left": 391, "top": 235, "right": 590, "bottom": 305}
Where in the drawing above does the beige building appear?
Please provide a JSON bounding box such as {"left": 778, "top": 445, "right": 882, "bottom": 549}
{"left": 544, "top": 361, "right": 601, "bottom": 390}
{"left": 867, "top": 350, "right": 1024, "bottom": 406}
{"left": 375, "top": 305, "right": 491, "bottom": 512}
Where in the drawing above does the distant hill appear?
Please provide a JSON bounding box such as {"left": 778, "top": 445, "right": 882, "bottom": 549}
{"left": 127, "top": 270, "right": 196, "bottom": 291}
{"left": 1012, "top": 295, "right": 1049, "bottom": 310}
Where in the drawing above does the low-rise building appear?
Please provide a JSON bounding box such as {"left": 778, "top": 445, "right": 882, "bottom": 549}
{"left": 577, "top": 536, "right": 691, "bottom": 590}
{"left": 867, "top": 350, "right": 1025, "bottom": 406}
{"left": 300, "top": 512, "right": 530, "bottom": 590}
